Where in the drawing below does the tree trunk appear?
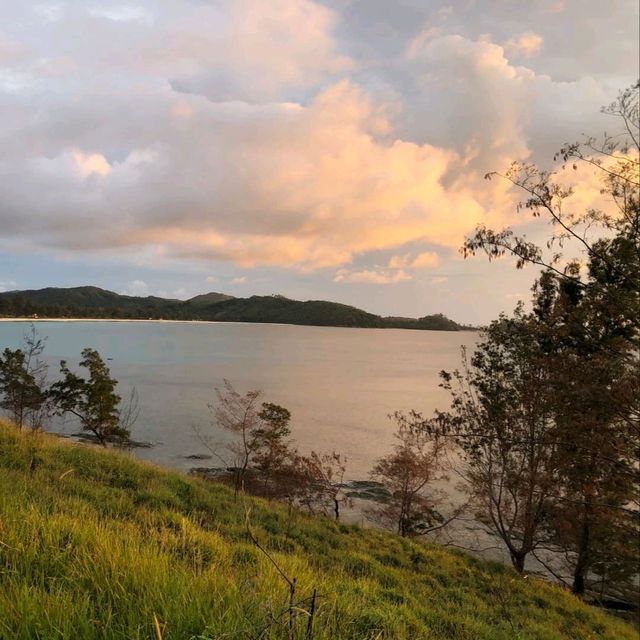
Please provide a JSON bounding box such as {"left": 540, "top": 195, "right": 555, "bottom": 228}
{"left": 511, "top": 551, "right": 526, "bottom": 574}
{"left": 572, "top": 505, "right": 591, "bottom": 596}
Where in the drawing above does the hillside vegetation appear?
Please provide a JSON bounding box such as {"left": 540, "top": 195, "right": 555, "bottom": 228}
{"left": 0, "top": 286, "right": 465, "bottom": 331}
{"left": 0, "top": 421, "right": 634, "bottom": 640}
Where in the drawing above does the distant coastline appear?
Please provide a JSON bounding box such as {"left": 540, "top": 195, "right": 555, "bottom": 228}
{"left": 0, "top": 286, "right": 478, "bottom": 331}
{"left": 0, "top": 317, "right": 212, "bottom": 324}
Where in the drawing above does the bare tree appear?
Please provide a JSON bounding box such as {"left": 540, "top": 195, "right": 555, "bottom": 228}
{"left": 369, "top": 411, "right": 452, "bottom": 537}
{"left": 208, "top": 379, "right": 263, "bottom": 494}
{"left": 118, "top": 387, "right": 140, "bottom": 445}
{"left": 295, "top": 451, "right": 349, "bottom": 520}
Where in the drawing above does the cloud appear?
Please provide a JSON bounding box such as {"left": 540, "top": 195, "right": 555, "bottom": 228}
{"left": 388, "top": 251, "right": 440, "bottom": 269}
{"left": 0, "top": 0, "right": 636, "bottom": 287}
{"left": 172, "top": 287, "right": 188, "bottom": 299}
{"left": 72, "top": 151, "right": 112, "bottom": 178}
{"left": 0, "top": 280, "right": 18, "bottom": 292}
{"left": 334, "top": 269, "right": 412, "bottom": 284}
{"left": 122, "top": 279, "right": 150, "bottom": 296}
{"left": 89, "top": 6, "right": 152, "bottom": 24}
{"left": 230, "top": 276, "right": 247, "bottom": 284}
{"left": 504, "top": 32, "right": 544, "bottom": 58}
{"left": 0, "top": 33, "right": 26, "bottom": 64}
{"left": 0, "top": 72, "right": 517, "bottom": 269}
{"left": 145, "top": 0, "right": 351, "bottom": 102}
{"left": 406, "top": 33, "right": 537, "bottom": 166}
{"left": 33, "top": 4, "right": 65, "bottom": 23}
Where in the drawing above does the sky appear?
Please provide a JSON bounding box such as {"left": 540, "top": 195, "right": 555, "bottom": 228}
{"left": 0, "top": 1, "right": 638, "bottom": 324}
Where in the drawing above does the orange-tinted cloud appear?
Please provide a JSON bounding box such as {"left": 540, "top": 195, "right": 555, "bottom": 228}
{"left": 504, "top": 32, "right": 544, "bottom": 58}
{"left": 388, "top": 251, "right": 440, "bottom": 269}
{"left": 334, "top": 269, "right": 412, "bottom": 284}
{"left": 0, "top": 0, "right": 636, "bottom": 283}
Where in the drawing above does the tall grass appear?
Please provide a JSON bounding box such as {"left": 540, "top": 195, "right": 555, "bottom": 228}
{"left": 0, "top": 421, "right": 634, "bottom": 639}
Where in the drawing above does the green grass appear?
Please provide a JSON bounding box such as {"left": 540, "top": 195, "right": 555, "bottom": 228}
{"left": 0, "top": 421, "right": 634, "bottom": 640}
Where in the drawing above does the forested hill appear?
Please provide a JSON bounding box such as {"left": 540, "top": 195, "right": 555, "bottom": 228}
{"left": 0, "top": 286, "right": 467, "bottom": 331}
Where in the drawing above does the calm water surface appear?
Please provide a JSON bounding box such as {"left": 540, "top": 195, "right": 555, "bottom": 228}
{"left": 0, "top": 321, "right": 477, "bottom": 479}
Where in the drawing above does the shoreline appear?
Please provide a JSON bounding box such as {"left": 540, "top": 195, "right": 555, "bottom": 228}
{"left": 0, "top": 317, "right": 213, "bottom": 324}
{"left": 0, "top": 317, "right": 480, "bottom": 331}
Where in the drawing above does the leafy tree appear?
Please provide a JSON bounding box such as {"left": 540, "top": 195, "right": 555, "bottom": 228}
{"left": 459, "top": 82, "right": 639, "bottom": 596}
{"left": 437, "top": 237, "right": 638, "bottom": 592}
{"left": 50, "top": 348, "right": 132, "bottom": 446}
{"left": 0, "top": 326, "right": 50, "bottom": 429}
{"left": 531, "top": 267, "right": 639, "bottom": 597}
{"left": 370, "top": 411, "right": 450, "bottom": 537}
{"left": 251, "top": 403, "right": 293, "bottom": 481}
{"left": 434, "top": 309, "right": 561, "bottom": 573}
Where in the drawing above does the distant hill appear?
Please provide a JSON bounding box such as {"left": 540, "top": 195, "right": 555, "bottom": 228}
{"left": 0, "top": 286, "right": 468, "bottom": 331}
{"left": 383, "top": 314, "right": 462, "bottom": 331}
{"left": 0, "top": 286, "right": 187, "bottom": 320}
{"left": 201, "top": 295, "right": 383, "bottom": 328}
{"left": 184, "top": 292, "right": 235, "bottom": 308}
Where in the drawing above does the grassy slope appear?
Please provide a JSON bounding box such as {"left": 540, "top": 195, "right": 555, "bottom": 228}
{"left": 0, "top": 422, "right": 634, "bottom": 640}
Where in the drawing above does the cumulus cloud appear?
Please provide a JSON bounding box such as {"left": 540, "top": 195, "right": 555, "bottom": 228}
{"left": 144, "top": 0, "right": 351, "bottom": 102}
{"left": 405, "top": 33, "right": 538, "bottom": 166}
{"left": 0, "top": 72, "right": 515, "bottom": 269}
{"left": 0, "top": 0, "right": 636, "bottom": 285}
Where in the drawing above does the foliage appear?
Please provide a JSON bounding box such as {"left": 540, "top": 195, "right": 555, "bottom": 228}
{"left": 382, "top": 313, "right": 464, "bottom": 331}
{"left": 531, "top": 267, "right": 639, "bottom": 599}
{"left": 0, "top": 421, "right": 635, "bottom": 640}
{"left": 50, "top": 348, "right": 134, "bottom": 446}
{"left": 457, "top": 82, "right": 640, "bottom": 598}
{"left": 0, "top": 326, "right": 50, "bottom": 429}
{"left": 207, "top": 382, "right": 350, "bottom": 518}
{"left": 369, "top": 411, "right": 451, "bottom": 538}
{"left": 252, "top": 402, "right": 293, "bottom": 478}
{"left": 434, "top": 309, "right": 561, "bottom": 574}
{"left": 464, "top": 82, "right": 638, "bottom": 287}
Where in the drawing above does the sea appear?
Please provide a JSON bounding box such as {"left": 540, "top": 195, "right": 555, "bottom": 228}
{"left": 0, "top": 320, "right": 476, "bottom": 479}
